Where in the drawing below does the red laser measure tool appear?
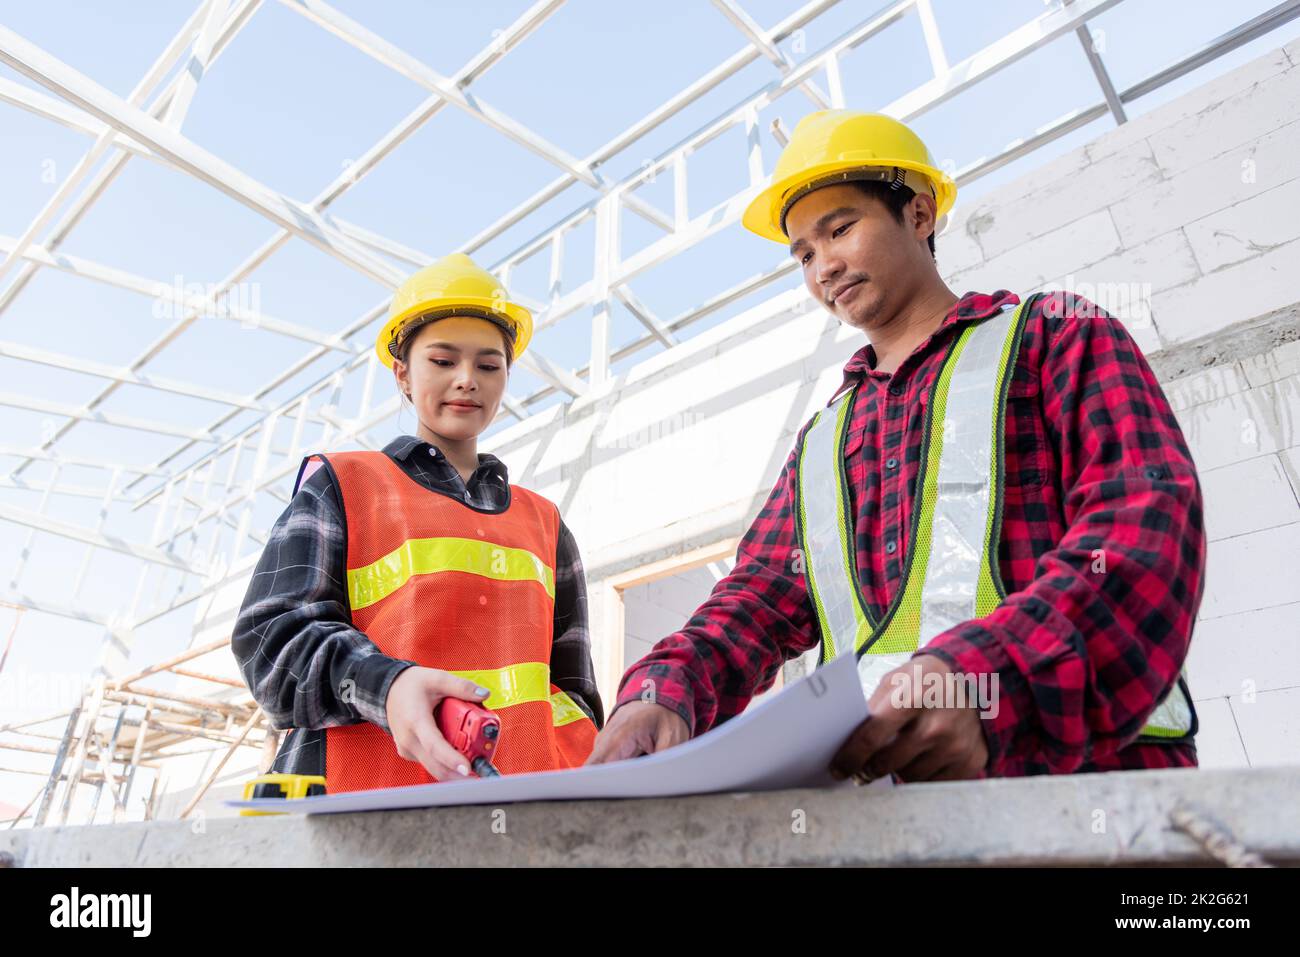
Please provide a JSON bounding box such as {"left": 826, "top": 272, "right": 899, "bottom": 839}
{"left": 434, "top": 696, "right": 502, "bottom": 778}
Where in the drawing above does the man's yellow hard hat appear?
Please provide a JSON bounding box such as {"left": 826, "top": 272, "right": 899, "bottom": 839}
{"left": 376, "top": 253, "right": 532, "bottom": 368}
{"left": 742, "top": 110, "right": 957, "bottom": 243}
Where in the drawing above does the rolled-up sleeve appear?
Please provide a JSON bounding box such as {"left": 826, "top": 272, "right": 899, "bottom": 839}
{"left": 922, "top": 292, "right": 1207, "bottom": 775}
{"left": 231, "top": 461, "right": 415, "bottom": 735}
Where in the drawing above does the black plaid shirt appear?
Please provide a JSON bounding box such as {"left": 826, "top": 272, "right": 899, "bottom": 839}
{"left": 233, "top": 434, "right": 603, "bottom": 778}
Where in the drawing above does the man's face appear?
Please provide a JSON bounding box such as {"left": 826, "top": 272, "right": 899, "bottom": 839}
{"left": 785, "top": 183, "right": 930, "bottom": 332}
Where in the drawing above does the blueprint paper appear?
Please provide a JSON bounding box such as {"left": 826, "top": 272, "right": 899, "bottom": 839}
{"left": 225, "top": 652, "right": 889, "bottom": 816}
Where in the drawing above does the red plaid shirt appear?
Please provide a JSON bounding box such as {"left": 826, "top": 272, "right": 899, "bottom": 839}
{"left": 615, "top": 290, "right": 1205, "bottom": 775}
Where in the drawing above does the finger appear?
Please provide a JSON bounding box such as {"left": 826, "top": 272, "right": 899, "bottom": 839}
{"left": 429, "top": 672, "right": 493, "bottom": 705}
{"left": 586, "top": 727, "right": 641, "bottom": 766}
{"left": 830, "top": 721, "right": 872, "bottom": 778}
{"left": 584, "top": 733, "right": 617, "bottom": 766}
{"left": 895, "top": 746, "right": 955, "bottom": 783}
{"left": 394, "top": 732, "right": 453, "bottom": 780}
{"left": 921, "top": 760, "right": 974, "bottom": 782}
{"left": 616, "top": 721, "right": 660, "bottom": 761}
{"left": 831, "top": 710, "right": 912, "bottom": 777}
{"left": 652, "top": 713, "right": 688, "bottom": 752}
{"left": 864, "top": 723, "right": 933, "bottom": 779}
{"left": 608, "top": 728, "right": 652, "bottom": 762}
{"left": 411, "top": 719, "right": 473, "bottom": 780}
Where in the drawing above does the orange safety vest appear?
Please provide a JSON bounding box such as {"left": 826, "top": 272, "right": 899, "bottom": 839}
{"left": 309, "top": 450, "right": 597, "bottom": 792}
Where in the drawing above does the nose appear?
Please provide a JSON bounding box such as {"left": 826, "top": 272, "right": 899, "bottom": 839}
{"left": 453, "top": 361, "right": 478, "bottom": 391}
{"left": 815, "top": 249, "right": 846, "bottom": 291}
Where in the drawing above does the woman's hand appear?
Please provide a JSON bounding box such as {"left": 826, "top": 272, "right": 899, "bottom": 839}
{"left": 384, "top": 666, "right": 492, "bottom": 780}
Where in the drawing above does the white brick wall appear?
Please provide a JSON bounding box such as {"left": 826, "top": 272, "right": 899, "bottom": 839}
{"left": 477, "top": 40, "right": 1300, "bottom": 771}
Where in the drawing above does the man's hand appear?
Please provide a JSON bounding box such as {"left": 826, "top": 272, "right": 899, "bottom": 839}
{"left": 831, "top": 654, "right": 989, "bottom": 783}
{"left": 384, "top": 666, "right": 492, "bottom": 781}
{"left": 584, "top": 700, "right": 689, "bottom": 765}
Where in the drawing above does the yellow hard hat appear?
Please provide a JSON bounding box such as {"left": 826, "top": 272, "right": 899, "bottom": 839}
{"left": 742, "top": 110, "right": 957, "bottom": 243}
{"left": 376, "top": 253, "right": 532, "bottom": 368}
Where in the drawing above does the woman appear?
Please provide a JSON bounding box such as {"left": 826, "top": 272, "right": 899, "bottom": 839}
{"left": 233, "top": 253, "right": 603, "bottom": 793}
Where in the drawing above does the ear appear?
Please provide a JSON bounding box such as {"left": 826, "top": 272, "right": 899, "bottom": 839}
{"left": 910, "top": 192, "right": 938, "bottom": 240}
{"left": 392, "top": 358, "right": 409, "bottom": 396}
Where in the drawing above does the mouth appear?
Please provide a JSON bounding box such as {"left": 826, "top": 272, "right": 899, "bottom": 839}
{"left": 443, "top": 401, "right": 481, "bottom": 411}
{"left": 828, "top": 279, "right": 865, "bottom": 306}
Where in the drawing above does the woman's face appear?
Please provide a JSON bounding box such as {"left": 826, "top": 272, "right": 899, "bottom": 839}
{"left": 394, "top": 315, "right": 509, "bottom": 441}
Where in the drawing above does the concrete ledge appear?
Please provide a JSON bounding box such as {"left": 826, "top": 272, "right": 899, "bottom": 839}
{"left": 2, "top": 767, "right": 1297, "bottom": 867}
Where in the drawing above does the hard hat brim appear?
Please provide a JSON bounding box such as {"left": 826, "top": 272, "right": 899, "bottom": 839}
{"left": 376, "top": 296, "right": 532, "bottom": 369}
{"left": 742, "top": 158, "right": 957, "bottom": 243}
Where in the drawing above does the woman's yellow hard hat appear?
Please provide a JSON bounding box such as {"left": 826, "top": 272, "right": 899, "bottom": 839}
{"left": 376, "top": 253, "right": 533, "bottom": 368}
{"left": 742, "top": 110, "right": 957, "bottom": 243}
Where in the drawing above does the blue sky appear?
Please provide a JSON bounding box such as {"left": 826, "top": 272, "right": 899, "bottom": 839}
{"left": 1, "top": 0, "right": 1297, "bottom": 813}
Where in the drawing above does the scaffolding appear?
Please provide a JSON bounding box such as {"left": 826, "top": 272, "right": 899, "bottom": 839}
{"left": 2, "top": 634, "right": 272, "bottom": 828}
{"left": 1, "top": 0, "right": 1298, "bottom": 826}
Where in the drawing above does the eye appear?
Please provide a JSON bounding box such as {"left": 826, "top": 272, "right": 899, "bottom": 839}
{"left": 430, "top": 358, "right": 453, "bottom": 367}
{"left": 800, "top": 250, "right": 813, "bottom": 265}
{"left": 832, "top": 221, "right": 854, "bottom": 238}
{"left": 479, "top": 364, "right": 500, "bottom": 372}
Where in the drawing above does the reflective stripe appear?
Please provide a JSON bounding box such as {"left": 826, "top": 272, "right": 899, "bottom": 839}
{"left": 797, "top": 389, "right": 869, "bottom": 662}
{"left": 914, "top": 300, "right": 1022, "bottom": 647}
{"left": 449, "top": 662, "right": 590, "bottom": 728}
{"left": 1140, "top": 671, "right": 1194, "bottom": 738}
{"left": 794, "top": 296, "right": 1195, "bottom": 741}
{"left": 348, "top": 536, "right": 555, "bottom": 610}
{"left": 549, "top": 689, "right": 590, "bottom": 727}
{"left": 856, "top": 651, "right": 912, "bottom": 700}
{"left": 800, "top": 302, "right": 1026, "bottom": 673}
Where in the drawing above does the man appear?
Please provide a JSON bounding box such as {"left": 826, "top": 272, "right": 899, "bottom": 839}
{"left": 586, "top": 110, "right": 1204, "bottom": 781}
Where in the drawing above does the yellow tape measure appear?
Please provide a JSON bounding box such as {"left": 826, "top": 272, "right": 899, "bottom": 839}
{"left": 239, "top": 773, "right": 326, "bottom": 816}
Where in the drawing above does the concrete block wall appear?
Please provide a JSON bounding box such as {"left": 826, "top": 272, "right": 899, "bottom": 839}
{"left": 477, "top": 36, "right": 1300, "bottom": 769}
{"left": 623, "top": 564, "right": 729, "bottom": 669}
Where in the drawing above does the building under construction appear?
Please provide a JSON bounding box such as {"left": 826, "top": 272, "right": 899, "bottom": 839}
{"left": 0, "top": 0, "right": 1297, "bottom": 866}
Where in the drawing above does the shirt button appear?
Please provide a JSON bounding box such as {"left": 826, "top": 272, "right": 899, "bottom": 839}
{"left": 888, "top": 384, "right": 903, "bottom": 396}
{"left": 886, "top": 457, "right": 898, "bottom": 469}
{"left": 885, "top": 541, "right": 897, "bottom": 554}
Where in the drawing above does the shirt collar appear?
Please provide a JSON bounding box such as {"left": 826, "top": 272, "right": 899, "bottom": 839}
{"left": 837, "top": 289, "right": 1020, "bottom": 389}
{"left": 384, "top": 434, "right": 509, "bottom": 480}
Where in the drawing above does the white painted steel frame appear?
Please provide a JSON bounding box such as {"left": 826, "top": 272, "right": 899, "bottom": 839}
{"left": 0, "top": 0, "right": 1294, "bottom": 667}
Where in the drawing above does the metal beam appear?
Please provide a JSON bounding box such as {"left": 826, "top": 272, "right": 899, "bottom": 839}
{"left": 0, "top": 0, "right": 218, "bottom": 288}
{"left": 614, "top": 285, "right": 678, "bottom": 348}
{"left": 0, "top": 390, "right": 228, "bottom": 444}
{"left": 0, "top": 23, "right": 407, "bottom": 290}
{"left": 0, "top": 503, "right": 202, "bottom": 573}
{"left": 0, "top": 445, "right": 173, "bottom": 478}
{"left": 0, "top": 594, "right": 108, "bottom": 627}
{"left": 0, "top": 0, "right": 264, "bottom": 322}
{"left": 0, "top": 338, "right": 268, "bottom": 413}
{"left": 278, "top": 0, "right": 600, "bottom": 188}
{"left": 118, "top": 0, "right": 572, "bottom": 507}
{"left": 1119, "top": 0, "right": 1300, "bottom": 102}
{"left": 0, "top": 235, "right": 356, "bottom": 353}
{"left": 0, "top": 476, "right": 143, "bottom": 503}
{"left": 1076, "top": 23, "right": 1126, "bottom": 124}
{"left": 461, "top": 0, "right": 843, "bottom": 254}
{"left": 711, "top": 0, "right": 831, "bottom": 108}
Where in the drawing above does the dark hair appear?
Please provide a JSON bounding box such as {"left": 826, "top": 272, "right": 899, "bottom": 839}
{"left": 395, "top": 315, "right": 516, "bottom": 369}
{"left": 851, "top": 179, "right": 937, "bottom": 261}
